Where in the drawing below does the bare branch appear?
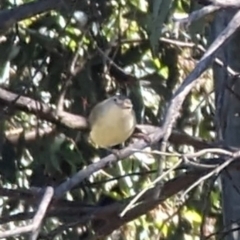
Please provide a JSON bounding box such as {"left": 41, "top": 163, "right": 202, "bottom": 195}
{"left": 181, "top": 157, "right": 236, "bottom": 199}
{"left": 0, "top": 0, "right": 61, "bottom": 34}
{"left": 0, "top": 187, "right": 53, "bottom": 239}
{"left": 53, "top": 131, "right": 160, "bottom": 198}
{"left": 5, "top": 127, "right": 55, "bottom": 144}
{"left": 198, "top": 0, "right": 240, "bottom": 8}
{"left": 120, "top": 159, "right": 182, "bottom": 217}
{"left": 0, "top": 223, "right": 32, "bottom": 238}
{"left": 162, "top": 10, "right": 240, "bottom": 145}
{"left": 0, "top": 87, "right": 88, "bottom": 129}
{"left": 173, "top": 5, "right": 220, "bottom": 25}
{"left": 0, "top": 156, "right": 239, "bottom": 238}
{"left": 29, "top": 187, "right": 54, "bottom": 240}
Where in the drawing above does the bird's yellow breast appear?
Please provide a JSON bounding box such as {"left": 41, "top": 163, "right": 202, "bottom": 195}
{"left": 89, "top": 107, "right": 136, "bottom": 148}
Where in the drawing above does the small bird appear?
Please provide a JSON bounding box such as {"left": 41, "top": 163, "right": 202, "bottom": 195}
{"left": 88, "top": 95, "right": 136, "bottom": 148}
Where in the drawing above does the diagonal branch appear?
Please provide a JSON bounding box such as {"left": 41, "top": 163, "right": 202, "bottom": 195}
{"left": 0, "top": 87, "right": 88, "bottom": 129}
{"left": 29, "top": 187, "right": 54, "bottom": 240}
{"left": 1, "top": 154, "right": 240, "bottom": 238}
{"left": 198, "top": 0, "right": 240, "bottom": 8}
{"left": 0, "top": 0, "right": 61, "bottom": 34}
{"left": 53, "top": 130, "right": 162, "bottom": 198}
{"left": 162, "top": 10, "right": 240, "bottom": 143}
{"left": 173, "top": 5, "right": 220, "bottom": 25}
{"left": 0, "top": 187, "right": 53, "bottom": 239}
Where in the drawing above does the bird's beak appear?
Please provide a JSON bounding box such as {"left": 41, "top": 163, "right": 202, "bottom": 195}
{"left": 122, "top": 99, "right": 133, "bottom": 109}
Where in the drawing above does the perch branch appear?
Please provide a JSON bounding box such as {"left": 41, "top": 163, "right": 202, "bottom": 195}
{"left": 0, "top": 87, "right": 88, "bottom": 129}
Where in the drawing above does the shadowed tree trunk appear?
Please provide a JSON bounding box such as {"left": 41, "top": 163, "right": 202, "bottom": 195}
{"left": 212, "top": 9, "right": 240, "bottom": 240}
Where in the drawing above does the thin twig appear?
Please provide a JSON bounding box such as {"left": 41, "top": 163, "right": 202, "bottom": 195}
{"left": 29, "top": 187, "right": 54, "bottom": 240}
{"left": 119, "top": 159, "right": 182, "bottom": 217}
{"left": 181, "top": 156, "right": 237, "bottom": 199}
{"left": 173, "top": 5, "right": 220, "bottom": 26}
{"left": 0, "top": 187, "right": 53, "bottom": 239}
{"left": 132, "top": 148, "right": 233, "bottom": 158}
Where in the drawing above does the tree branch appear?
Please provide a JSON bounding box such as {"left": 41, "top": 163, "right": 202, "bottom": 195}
{"left": 162, "top": 9, "right": 240, "bottom": 144}
{"left": 29, "top": 187, "right": 54, "bottom": 240}
{"left": 198, "top": 0, "right": 240, "bottom": 8}
{"left": 5, "top": 126, "right": 55, "bottom": 144}
{"left": 0, "top": 187, "right": 53, "bottom": 239}
{"left": 0, "top": 0, "right": 61, "bottom": 34}
{"left": 0, "top": 87, "right": 216, "bottom": 150}
{"left": 0, "top": 87, "right": 88, "bottom": 129}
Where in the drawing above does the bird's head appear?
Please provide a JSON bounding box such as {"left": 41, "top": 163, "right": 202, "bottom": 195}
{"left": 111, "top": 95, "right": 133, "bottom": 110}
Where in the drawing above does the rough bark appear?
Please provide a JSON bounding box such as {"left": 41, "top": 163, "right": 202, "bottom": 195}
{"left": 212, "top": 9, "right": 240, "bottom": 240}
